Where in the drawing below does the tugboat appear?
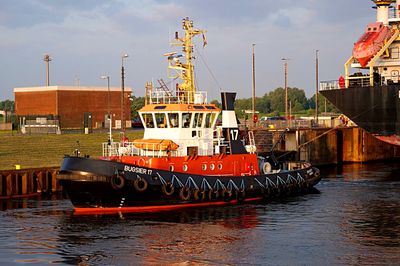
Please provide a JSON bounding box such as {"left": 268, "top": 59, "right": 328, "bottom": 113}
{"left": 321, "top": 0, "right": 400, "bottom": 146}
{"left": 57, "top": 18, "right": 321, "bottom": 214}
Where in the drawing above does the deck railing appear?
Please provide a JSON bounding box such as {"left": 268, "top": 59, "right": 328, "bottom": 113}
{"left": 148, "top": 90, "right": 208, "bottom": 105}
{"left": 321, "top": 74, "right": 400, "bottom": 91}
{"left": 102, "top": 142, "right": 178, "bottom": 158}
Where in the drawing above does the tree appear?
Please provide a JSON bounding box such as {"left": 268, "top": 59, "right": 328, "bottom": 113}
{"left": 268, "top": 87, "right": 285, "bottom": 112}
{"left": 130, "top": 96, "right": 145, "bottom": 118}
{"left": 309, "top": 94, "right": 338, "bottom": 114}
{"left": 256, "top": 94, "right": 271, "bottom": 114}
{"left": 210, "top": 99, "right": 221, "bottom": 108}
{"left": 234, "top": 98, "right": 252, "bottom": 118}
{"left": 0, "top": 100, "right": 14, "bottom": 111}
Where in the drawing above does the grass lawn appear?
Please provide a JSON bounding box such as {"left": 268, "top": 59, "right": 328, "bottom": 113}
{"left": 0, "top": 130, "right": 143, "bottom": 171}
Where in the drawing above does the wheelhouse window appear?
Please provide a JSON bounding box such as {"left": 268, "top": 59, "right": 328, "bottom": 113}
{"left": 155, "top": 113, "right": 167, "bottom": 128}
{"left": 168, "top": 113, "right": 179, "bottom": 128}
{"left": 182, "top": 113, "right": 192, "bottom": 128}
{"left": 204, "top": 113, "right": 211, "bottom": 128}
{"left": 193, "top": 113, "right": 203, "bottom": 128}
{"left": 210, "top": 113, "right": 218, "bottom": 127}
{"left": 143, "top": 113, "right": 154, "bottom": 128}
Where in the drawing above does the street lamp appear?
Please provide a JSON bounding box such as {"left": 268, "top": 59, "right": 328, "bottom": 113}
{"left": 44, "top": 54, "right": 52, "bottom": 86}
{"left": 251, "top": 44, "right": 256, "bottom": 128}
{"left": 100, "top": 75, "right": 110, "bottom": 116}
{"left": 121, "top": 53, "right": 129, "bottom": 133}
{"left": 315, "top": 50, "right": 319, "bottom": 126}
{"left": 100, "top": 75, "right": 111, "bottom": 141}
{"left": 282, "top": 58, "right": 289, "bottom": 126}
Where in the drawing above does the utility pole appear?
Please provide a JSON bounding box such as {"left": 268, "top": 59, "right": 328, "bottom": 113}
{"left": 121, "top": 53, "right": 129, "bottom": 133}
{"left": 101, "top": 75, "right": 111, "bottom": 139}
{"left": 252, "top": 44, "right": 256, "bottom": 128}
{"left": 315, "top": 50, "right": 319, "bottom": 126}
{"left": 282, "top": 58, "right": 289, "bottom": 126}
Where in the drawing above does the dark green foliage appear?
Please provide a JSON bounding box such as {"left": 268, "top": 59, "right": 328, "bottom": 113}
{"left": 130, "top": 96, "right": 145, "bottom": 118}
{"left": 0, "top": 100, "right": 14, "bottom": 111}
{"left": 208, "top": 87, "right": 339, "bottom": 118}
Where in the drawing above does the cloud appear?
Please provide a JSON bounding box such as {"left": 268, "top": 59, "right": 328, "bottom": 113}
{"left": 0, "top": 0, "right": 381, "bottom": 100}
{"left": 267, "top": 7, "right": 316, "bottom": 28}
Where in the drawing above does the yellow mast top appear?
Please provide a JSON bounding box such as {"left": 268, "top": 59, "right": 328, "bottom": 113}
{"left": 166, "top": 17, "right": 207, "bottom": 104}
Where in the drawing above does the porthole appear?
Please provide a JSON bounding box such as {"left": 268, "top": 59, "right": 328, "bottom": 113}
{"left": 210, "top": 163, "right": 215, "bottom": 170}
{"left": 218, "top": 163, "right": 223, "bottom": 170}
{"left": 202, "top": 164, "right": 207, "bottom": 171}
{"left": 183, "top": 164, "right": 188, "bottom": 172}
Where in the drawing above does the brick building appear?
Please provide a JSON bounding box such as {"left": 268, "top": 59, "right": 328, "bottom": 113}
{"left": 14, "top": 86, "right": 132, "bottom": 131}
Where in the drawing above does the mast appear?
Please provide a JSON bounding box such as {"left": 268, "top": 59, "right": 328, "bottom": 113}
{"left": 166, "top": 17, "right": 207, "bottom": 104}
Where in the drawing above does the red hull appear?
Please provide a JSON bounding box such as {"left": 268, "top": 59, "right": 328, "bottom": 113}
{"left": 111, "top": 153, "right": 261, "bottom": 176}
{"left": 375, "top": 134, "right": 400, "bottom": 146}
{"left": 74, "top": 197, "right": 264, "bottom": 215}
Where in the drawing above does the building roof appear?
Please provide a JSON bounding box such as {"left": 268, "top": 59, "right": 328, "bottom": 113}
{"left": 14, "top": 86, "right": 133, "bottom": 93}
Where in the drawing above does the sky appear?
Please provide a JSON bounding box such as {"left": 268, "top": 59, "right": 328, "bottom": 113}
{"left": 0, "top": 0, "right": 375, "bottom": 101}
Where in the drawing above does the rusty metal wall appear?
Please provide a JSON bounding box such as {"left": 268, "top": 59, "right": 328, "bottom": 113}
{"left": 254, "top": 127, "right": 400, "bottom": 165}
{"left": 0, "top": 168, "right": 61, "bottom": 199}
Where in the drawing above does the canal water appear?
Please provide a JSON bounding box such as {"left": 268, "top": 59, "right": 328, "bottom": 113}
{"left": 0, "top": 162, "right": 399, "bottom": 265}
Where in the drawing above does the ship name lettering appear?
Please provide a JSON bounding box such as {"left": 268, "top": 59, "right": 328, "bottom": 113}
{"left": 124, "top": 165, "right": 150, "bottom": 175}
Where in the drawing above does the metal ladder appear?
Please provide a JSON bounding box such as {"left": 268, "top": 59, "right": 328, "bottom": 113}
{"left": 248, "top": 131, "right": 256, "bottom": 154}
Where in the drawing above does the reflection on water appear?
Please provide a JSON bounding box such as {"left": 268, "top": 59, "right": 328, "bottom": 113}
{"left": 57, "top": 207, "right": 262, "bottom": 265}
{"left": 0, "top": 162, "right": 399, "bottom": 265}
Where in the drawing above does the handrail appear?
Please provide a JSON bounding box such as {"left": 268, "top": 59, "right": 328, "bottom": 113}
{"left": 102, "top": 141, "right": 179, "bottom": 158}
{"left": 321, "top": 73, "right": 400, "bottom": 90}
{"left": 148, "top": 90, "right": 208, "bottom": 104}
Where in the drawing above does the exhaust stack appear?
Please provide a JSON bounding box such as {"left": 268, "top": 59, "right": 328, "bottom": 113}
{"left": 397, "top": 0, "right": 400, "bottom": 18}
{"left": 374, "top": 0, "right": 392, "bottom": 25}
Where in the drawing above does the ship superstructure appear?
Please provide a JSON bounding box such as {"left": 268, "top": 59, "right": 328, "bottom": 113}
{"left": 321, "top": 0, "right": 400, "bottom": 145}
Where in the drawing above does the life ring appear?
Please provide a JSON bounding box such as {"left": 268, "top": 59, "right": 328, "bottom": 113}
{"left": 133, "top": 178, "right": 148, "bottom": 192}
{"left": 179, "top": 187, "right": 191, "bottom": 201}
{"left": 110, "top": 174, "right": 125, "bottom": 190}
{"left": 253, "top": 114, "right": 259, "bottom": 123}
{"left": 262, "top": 162, "right": 272, "bottom": 174}
{"left": 193, "top": 189, "right": 206, "bottom": 201}
{"left": 162, "top": 182, "right": 175, "bottom": 196}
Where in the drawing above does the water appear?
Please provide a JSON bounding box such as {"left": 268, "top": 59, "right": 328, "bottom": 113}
{"left": 0, "top": 162, "right": 399, "bottom": 265}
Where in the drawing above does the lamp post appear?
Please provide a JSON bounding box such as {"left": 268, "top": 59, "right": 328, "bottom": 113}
{"left": 121, "top": 53, "right": 129, "bottom": 133}
{"left": 44, "top": 54, "right": 52, "bottom": 86}
{"left": 251, "top": 44, "right": 256, "bottom": 128}
{"left": 101, "top": 75, "right": 111, "bottom": 141}
{"left": 315, "top": 50, "right": 319, "bottom": 126}
{"left": 282, "top": 58, "right": 289, "bottom": 126}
